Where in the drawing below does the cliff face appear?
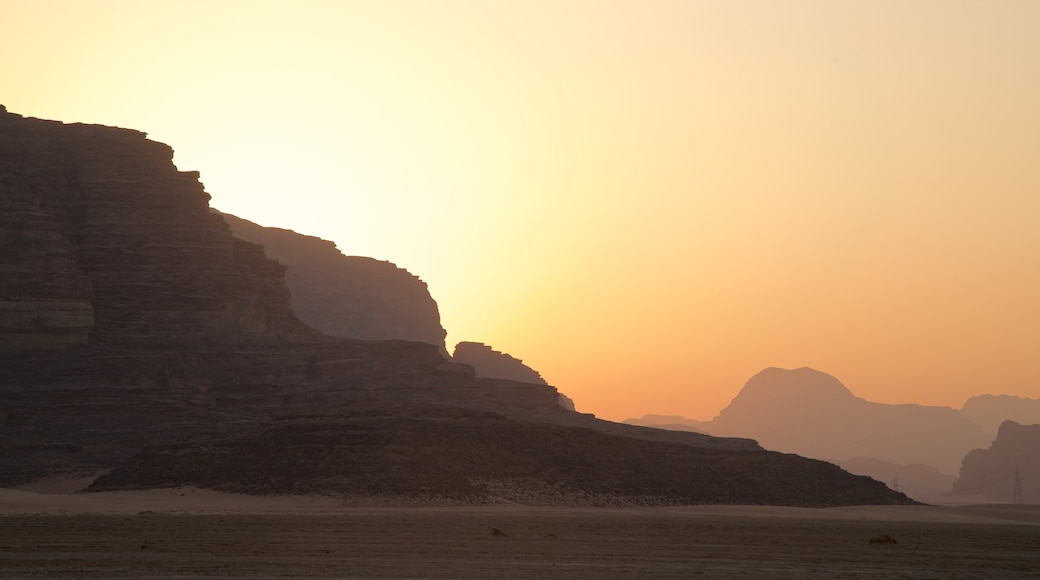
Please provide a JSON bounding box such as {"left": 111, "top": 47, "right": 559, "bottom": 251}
{"left": 219, "top": 212, "right": 447, "bottom": 354}
{"left": 953, "top": 420, "right": 1040, "bottom": 503}
{"left": 0, "top": 108, "right": 308, "bottom": 348}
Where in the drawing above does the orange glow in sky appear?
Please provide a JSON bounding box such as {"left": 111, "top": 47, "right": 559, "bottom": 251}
{"left": 5, "top": 0, "right": 1039, "bottom": 421}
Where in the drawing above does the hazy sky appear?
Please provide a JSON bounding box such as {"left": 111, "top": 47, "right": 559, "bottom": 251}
{"left": 4, "top": 0, "right": 1039, "bottom": 420}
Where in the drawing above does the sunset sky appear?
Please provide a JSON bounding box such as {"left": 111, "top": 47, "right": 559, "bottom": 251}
{"left": 4, "top": 0, "right": 1039, "bottom": 421}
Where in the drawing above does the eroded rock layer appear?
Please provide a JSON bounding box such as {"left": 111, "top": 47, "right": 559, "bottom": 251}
{"left": 0, "top": 108, "right": 308, "bottom": 348}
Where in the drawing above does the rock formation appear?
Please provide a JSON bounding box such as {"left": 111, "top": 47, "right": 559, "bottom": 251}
{"left": 219, "top": 212, "right": 447, "bottom": 354}
{"left": 0, "top": 107, "right": 913, "bottom": 506}
{"left": 953, "top": 420, "right": 1040, "bottom": 503}
{"left": 452, "top": 341, "right": 580, "bottom": 411}
{"left": 0, "top": 107, "right": 309, "bottom": 349}
{"left": 452, "top": 341, "right": 545, "bottom": 384}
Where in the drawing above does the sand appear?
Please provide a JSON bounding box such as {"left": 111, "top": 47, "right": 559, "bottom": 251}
{"left": 2, "top": 488, "right": 1039, "bottom": 578}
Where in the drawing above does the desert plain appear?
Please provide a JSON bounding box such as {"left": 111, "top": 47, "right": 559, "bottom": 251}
{"left": 2, "top": 487, "right": 1039, "bottom": 579}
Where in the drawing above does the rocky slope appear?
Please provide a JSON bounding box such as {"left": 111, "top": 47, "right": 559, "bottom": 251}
{"left": 90, "top": 401, "right": 912, "bottom": 507}
{"left": 219, "top": 212, "right": 447, "bottom": 354}
{"left": 0, "top": 107, "right": 911, "bottom": 506}
{"left": 953, "top": 420, "right": 1040, "bottom": 503}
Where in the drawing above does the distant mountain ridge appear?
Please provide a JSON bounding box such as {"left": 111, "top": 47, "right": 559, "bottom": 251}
{"left": 960, "top": 395, "right": 1040, "bottom": 435}
{"left": 628, "top": 367, "right": 1019, "bottom": 478}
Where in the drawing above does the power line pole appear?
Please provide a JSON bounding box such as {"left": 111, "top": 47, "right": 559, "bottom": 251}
{"left": 1011, "top": 467, "right": 1024, "bottom": 505}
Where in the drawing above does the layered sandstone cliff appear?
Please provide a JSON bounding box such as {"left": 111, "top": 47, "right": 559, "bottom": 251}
{"left": 0, "top": 107, "right": 308, "bottom": 348}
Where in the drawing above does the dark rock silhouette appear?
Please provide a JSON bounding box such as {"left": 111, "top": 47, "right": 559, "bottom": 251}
{"left": 220, "top": 212, "right": 448, "bottom": 355}
{"left": 953, "top": 420, "right": 1040, "bottom": 503}
{"left": 961, "top": 395, "right": 1040, "bottom": 436}
{"left": 452, "top": 341, "right": 546, "bottom": 384}
{"left": 0, "top": 107, "right": 913, "bottom": 506}
{"left": 452, "top": 341, "right": 579, "bottom": 411}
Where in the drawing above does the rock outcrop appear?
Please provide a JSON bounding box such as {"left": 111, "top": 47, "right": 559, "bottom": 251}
{"left": 452, "top": 341, "right": 546, "bottom": 385}
{"left": 219, "top": 212, "right": 447, "bottom": 354}
{"left": 953, "top": 420, "right": 1040, "bottom": 503}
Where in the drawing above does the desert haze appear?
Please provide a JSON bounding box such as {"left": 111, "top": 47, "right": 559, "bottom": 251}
{"left": 4, "top": 1, "right": 1040, "bottom": 577}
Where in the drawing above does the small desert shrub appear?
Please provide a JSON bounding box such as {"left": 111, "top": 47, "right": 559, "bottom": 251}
{"left": 868, "top": 533, "right": 898, "bottom": 545}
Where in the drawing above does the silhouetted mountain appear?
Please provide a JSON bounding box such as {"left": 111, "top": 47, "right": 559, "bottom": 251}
{"left": 953, "top": 420, "right": 1040, "bottom": 503}
{"left": 220, "top": 212, "right": 448, "bottom": 355}
{"left": 0, "top": 107, "right": 912, "bottom": 506}
{"left": 961, "top": 395, "right": 1040, "bottom": 436}
{"left": 708, "top": 368, "right": 990, "bottom": 474}
{"left": 697, "top": 368, "right": 990, "bottom": 474}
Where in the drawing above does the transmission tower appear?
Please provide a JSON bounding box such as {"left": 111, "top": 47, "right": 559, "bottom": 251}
{"left": 1011, "top": 467, "right": 1024, "bottom": 505}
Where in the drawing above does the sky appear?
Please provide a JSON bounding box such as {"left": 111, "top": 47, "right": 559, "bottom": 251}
{"left": 3, "top": 0, "right": 1039, "bottom": 421}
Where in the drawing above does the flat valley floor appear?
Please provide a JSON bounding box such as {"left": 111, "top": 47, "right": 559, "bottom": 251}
{"left": 2, "top": 489, "right": 1039, "bottom": 578}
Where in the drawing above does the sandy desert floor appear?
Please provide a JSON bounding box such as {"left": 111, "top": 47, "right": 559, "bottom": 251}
{"left": 2, "top": 488, "right": 1039, "bottom": 578}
